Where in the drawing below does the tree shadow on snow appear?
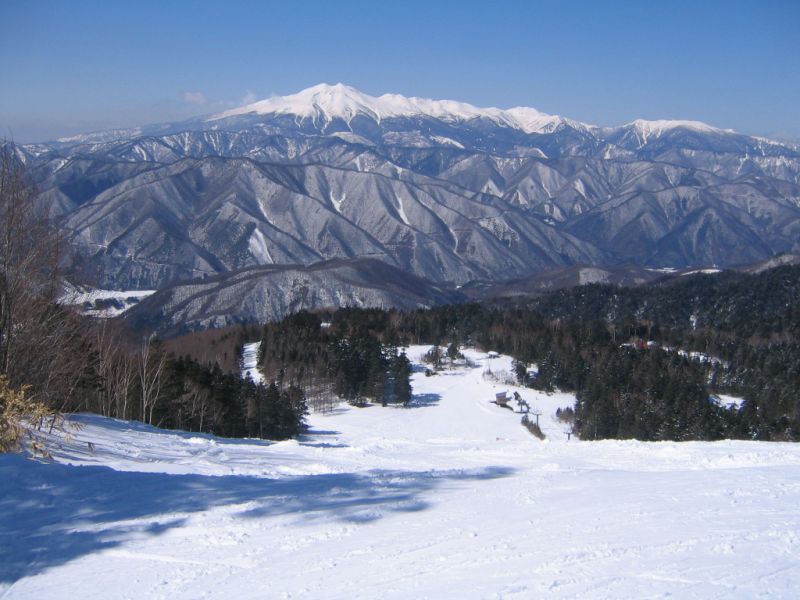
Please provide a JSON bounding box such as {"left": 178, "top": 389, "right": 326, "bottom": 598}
{"left": 296, "top": 428, "right": 347, "bottom": 448}
{"left": 0, "top": 454, "right": 512, "bottom": 584}
{"left": 405, "top": 392, "right": 441, "bottom": 409}
{"left": 71, "top": 413, "right": 278, "bottom": 447}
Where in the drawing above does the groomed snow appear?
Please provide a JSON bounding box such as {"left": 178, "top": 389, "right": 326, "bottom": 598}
{"left": 241, "top": 341, "right": 264, "bottom": 384}
{"left": 2, "top": 347, "right": 799, "bottom": 598}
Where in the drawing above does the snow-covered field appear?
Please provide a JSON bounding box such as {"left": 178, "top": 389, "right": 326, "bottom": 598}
{"left": 60, "top": 286, "right": 156, "bottom": 317}
{"left": 2, "top": 347, "right": 800, "bottom": 599}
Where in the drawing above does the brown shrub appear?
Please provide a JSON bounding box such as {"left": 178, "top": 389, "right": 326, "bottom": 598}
{"left": 0, "top": 375, "right": 61, "bottom": 455}
{"left": 521, "top": 415, "right": 545, "bottom": 440}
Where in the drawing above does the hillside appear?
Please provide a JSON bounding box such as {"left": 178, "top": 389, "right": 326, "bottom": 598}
{"left": 121, "top": 257, "right": 465, "bottom": 335}
{"left": 2, "top": 347, "right": 799, "bottom": 598}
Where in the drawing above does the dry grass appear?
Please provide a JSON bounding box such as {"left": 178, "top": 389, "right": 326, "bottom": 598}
{"left": 0, "top": 375, "right": 62, "bottom": 456}
{"left": 521, "top": 415, "right": 545, "bottom": 440}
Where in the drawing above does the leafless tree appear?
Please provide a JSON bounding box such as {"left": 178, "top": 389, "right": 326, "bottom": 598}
{"left": 307, "top": 379, "right": 336, "bottom": 414}
{"left": 178, "top": 381, "right": 210, "bottom": 431}
{"left": 0, "top": 144, "right": 86, "bottom": 410}
{"left": 93, "top": 320, "right": 136, "bottom": 419}
{"left": 138, "top": 334, "right": 167, "bottom": 425}
{"left": 0, "top": 146, "right": 50, "bottom": 373}
{"left": 113, "top": 348, "right": 135, "bottom": 420}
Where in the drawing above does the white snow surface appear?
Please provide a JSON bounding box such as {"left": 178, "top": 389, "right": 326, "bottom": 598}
{"left": 577, "top": 267, "right": 611, "bottom": 285}
{"left": 60, "top": 286, "right": 156, "bottom": 318}
{"left": 247, "top": 229, "right": 273, "bottom": 265}
{"left": 240, "top": 341, "right": 264, "bottom": 385}
{"left": 712, "top": 394, "right": 746, "bottom": 410}
{"left": 210, "top": 83, "right": 575, "bottom": 134}
{"left": 626, "top": 118, "right": 734, "bottom": 139}
{"left": 207, "top": 83, "right": 737, "bottom": 139}
{"left": 681, "top": 268, "right": 724, "bottom": 276}
{"left": 3, "top": 346, "right": 800, "bottom": 598}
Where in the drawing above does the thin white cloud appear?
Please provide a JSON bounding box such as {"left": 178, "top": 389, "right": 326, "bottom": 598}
{"left": 240, "top": 90, "right": 258, "bottom": 106}
{"left": 182, "top": 91, "right": 208, "bottom": 105}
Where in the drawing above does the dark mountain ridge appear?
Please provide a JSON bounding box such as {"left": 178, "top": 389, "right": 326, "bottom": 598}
{"left": 122, "top": 257, "right": 466, "bottom": 336}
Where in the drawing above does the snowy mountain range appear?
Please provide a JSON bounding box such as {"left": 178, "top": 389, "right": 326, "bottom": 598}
{"left": 13, "top": 83, "right": 800, "bottom": 323}
{"left": 210, "top": 83, "right": 582, "bottom": 135}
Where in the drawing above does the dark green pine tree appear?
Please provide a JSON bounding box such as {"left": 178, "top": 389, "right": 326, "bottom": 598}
{"left": 446, "top": 342, "right": 461, "bottom": 366}
{"left": 392, "top": 351, "right": 412, "bottom": 406}
{"left": 365, "top": 345, "right": 387, "bottom": 404}
{"left": 260, "top": 381, "right": 282, "bottom": 437}
{"left": 242, "top": 379, "right": 260, "bottom": 438}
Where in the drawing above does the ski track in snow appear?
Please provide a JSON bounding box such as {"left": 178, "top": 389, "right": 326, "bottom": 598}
{"left": 240, "top": 342, "right": 264, "bottom": 385}
{"left": 2, "top": 346, "right": 800, "bottom": 599}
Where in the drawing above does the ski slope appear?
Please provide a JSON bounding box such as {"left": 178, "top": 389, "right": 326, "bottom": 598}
{"left": 2, "top": 347, "right": 800, "bottom": 599}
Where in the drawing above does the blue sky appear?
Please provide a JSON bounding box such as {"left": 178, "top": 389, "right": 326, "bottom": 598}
{"left": 1, "top": 0, "right": 798, "bottom": 142}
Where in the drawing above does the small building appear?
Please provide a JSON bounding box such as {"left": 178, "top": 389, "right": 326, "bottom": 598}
{"left": 495, "top": 391, "right": 510, "bottom": 406}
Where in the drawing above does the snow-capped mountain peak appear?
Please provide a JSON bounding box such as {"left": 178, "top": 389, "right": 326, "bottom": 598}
{"left": 626, "top": 118, "right": 734, "bottom": 138}
{"left": 216, "top": 83, "right": 379, "bottom": 122}
{"left": 601, "top": 118, "right": 740, "bottom": 149}
{"left": 209, "top": 83, "right": 570, "bottom": 134}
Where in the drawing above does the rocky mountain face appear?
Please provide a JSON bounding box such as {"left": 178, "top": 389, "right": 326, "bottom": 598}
{"left": 16, "top": 84, "right": 800, "bottom": 296}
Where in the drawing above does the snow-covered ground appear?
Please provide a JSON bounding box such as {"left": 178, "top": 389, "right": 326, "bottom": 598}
{"left": 2, "top": 347, "right": 800, "bottom": 598}
{"left": 241, "top": 342, "right": 264, "bottom": 384}
{"left": 60, "top": 286, "right": 156, "bottom": 318}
